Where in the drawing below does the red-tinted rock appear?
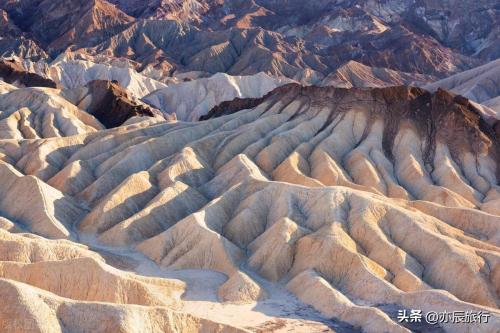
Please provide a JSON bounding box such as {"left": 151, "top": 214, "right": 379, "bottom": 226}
{"left": 83, "top": 80, "right": 164, "bottom": 128}
{"left": 0, "top": 59, "right": 57, "bottom": 88}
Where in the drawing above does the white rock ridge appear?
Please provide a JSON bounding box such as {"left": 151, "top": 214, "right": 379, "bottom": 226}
{"left": 0, "top": 86, "right": 104, "bottom": 139}
{"left": 49, "top": 58, "right": 168, "bottom": 98}
{"left": 143, "top": 72, "right": 292, "bottom": 121}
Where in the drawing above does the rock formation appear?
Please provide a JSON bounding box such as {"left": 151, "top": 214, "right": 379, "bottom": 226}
{"left": 62, "top": 80, "right": 164, "bottom": 128}
{"left": 108, "top": 0, "right": 499, "bottom": 62}
{"left": 321, "top": 60, "right": 436, "bottom": 88}
{"left": 143, "top": 72, "right": 291, "bottom": 121}
{"left": 1, "top": 0, "right": 493, "bottom": 81}
{"left": 0, "top": 85, "right": 104, "bottom": 139}
{"left": 426, "top": 58, "right": 500, "bottom": 114}
{"left": 0, "top": 228, "right": 244, "bottom": 333}
{"left": 0, "top": 0, "right": 134, "bottom": 55}
{"left": 48, "top": 56, "right": 168, "bottom": 98}
{"left": 0, "top": 59, "right": 58, "bottom": 88}
{"left": 0, "top": 1, "right": 499, "bottom": 331}
{"left": 0, "top": 84, "right": 499, "bottom": 332}
{"left": 82, "top": 18, "right": 479, "bottom": 81}
{"left": 0, "top": 9, "right": 48, "bottom": 60}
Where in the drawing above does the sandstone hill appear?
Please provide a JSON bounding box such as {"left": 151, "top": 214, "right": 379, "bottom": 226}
{"left": 0, "top": 0, "right": 134, "bottom": 56}
{"left": 81, "top": 18, "right": 478, "bottom": 81}
{"left": 47, "top": 55, "right": 169, "bottom": 98}
{"left": 0, "top": 9, "right": 48, "bottom": 60}
{"left": 0, "top": 85, "right": 104, "bottom": 139}
{"left": 0, "top": 83, "right": 499, "bottom": 332}
{"left": 0, "top": 75, "right": 167, "bottom": 139}
{"left": 0, "top": 1, "right": 499, "bottom": 331}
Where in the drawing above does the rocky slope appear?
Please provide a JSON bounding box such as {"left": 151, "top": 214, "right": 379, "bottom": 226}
{"left": 0, "top": 226, "right": 244, "bottom": 332}
{"left": 143, "top": 72, "right": 291, "bottom": 121}
{"left": 0, "top": 9, "right": 48, "bottom": 60}
{"left": 0, "top": 1, "right": 499, "bottom": 332}
{"left": 82, "top": 18, "right": 478, "bottom": 81}
{"left": 62, "top": 80, "right": 164, "bottom": 128}
{"left": 0, "top": 59, "right": 57, "bottom": 88}
{"left": 0, "top": 84, "right": 499, "bottom": 332}
{"left": 9, "top": 54, "right": 170, "bottom": 98}
{"left": 108, "top": 0, "right": 499, "bottom": 62}
{"left": 108, "top": 0, "right": 499, "bottom": 65}
{"left": 0, "top": 0, "right": 134, "bottom": 56}
{"left": 0, "top": 85, "right": 105, "bottom": 139}
{"left": 320, "top": 60, "right": 436, "bottom": 88}
{"left": 7, "top": 55, "right": 450, "bottom": 123}
{"left": 426, "top": 58, "right": 500, "bottom": 114}
{"left": 1, "top": 0, "right": 495, "bottom": 81}
{"left": 0, "top": 74, "right": 167, "bottom": 139}
{"left": 48, "top": 55, "right": 169, "bottom": 98}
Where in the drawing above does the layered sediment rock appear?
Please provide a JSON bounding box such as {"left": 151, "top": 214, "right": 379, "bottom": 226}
{"left": 0, "top": 84, "right": 499, "bottom": 332}
{"left": 0, "top": 85, "right": 105, "bottom": 139}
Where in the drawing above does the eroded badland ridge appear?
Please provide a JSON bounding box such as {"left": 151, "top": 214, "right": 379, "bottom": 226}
{"left": 0, "top": 0, "right": 499, "bottom": 332}
{"left": 0, "top": 81, "right": 500, "bottom": 332}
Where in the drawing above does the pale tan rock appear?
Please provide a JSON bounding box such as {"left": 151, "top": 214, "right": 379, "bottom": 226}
{"left": 99, "top": 181, "right": 207, "bottom": 246}
{"left": 248, "top": 217, "right": 309, "bottom": 281}
{"left": 0, "top": 85, "right": 499, "bottom": 332}
{"left": 0, "top": 278, "right": 247, "bottom": 333}
{"left": 0, "top": 87, "right": 104, "bottom": 139}
{"left": 0, "top": 80, "right": 17, "bottom": 95}
{"left": 218, "top": 272, "right": 268, "bottom": 303}
{"left": 0, "top": 217, "right": 23, "bottom": 233}
{"left": 287, "top": 270, "right": 410, "bottom": 333}
{"left": 0, "top": 162, "right": 85, "bottom": 239}
{"left": 136, "top": 211, "right": 243, "bottom": 276}
{"left": 0, "top": 229, "right": 102, "bottom": 263}
{"left": 0, "top": 257, "right": 185, "bottom": 306}
{"left": 78, "top": 171, "right": 157, "bottom": 233}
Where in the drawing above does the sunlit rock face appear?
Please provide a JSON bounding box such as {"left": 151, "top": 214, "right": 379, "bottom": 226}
{"left": 143, "top": 72, "right": 291, "bottom": 121}
{"left": 0, "top": 83, "right": 499, "bottom": 332}
{"left": 0, "top": 1, "right": 499, "bottom": 331}
{"left": 107, "top": 0, "right": 500, "bottom": 62}
{"left": 2, "top": 0, "right": 494, "bottom": 81}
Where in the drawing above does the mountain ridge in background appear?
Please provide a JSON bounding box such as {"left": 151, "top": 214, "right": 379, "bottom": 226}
{"left": 1, "top": 0, "right": 497, "bottom": 80}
